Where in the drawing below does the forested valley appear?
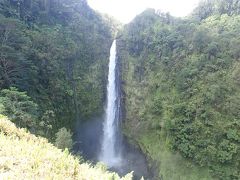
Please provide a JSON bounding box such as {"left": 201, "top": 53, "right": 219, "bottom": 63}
{"left": 0, "top": 0, "right": 240, "bottom": 179}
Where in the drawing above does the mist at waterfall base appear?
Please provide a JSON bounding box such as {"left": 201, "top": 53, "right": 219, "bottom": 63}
{"left": 73, "top": 41, "right": 152, "bottom": 179}
{"left": 73, "top": 117, "right": 151, "bottom": 178}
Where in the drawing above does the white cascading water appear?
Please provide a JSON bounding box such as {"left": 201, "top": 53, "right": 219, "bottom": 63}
{"left": 100, "top": 40, "right": 122, "bottom": 167}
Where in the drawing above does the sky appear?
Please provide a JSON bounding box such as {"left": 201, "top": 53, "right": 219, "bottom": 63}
{"left": 88, "top": 0, "right": 201, "bottom": 23}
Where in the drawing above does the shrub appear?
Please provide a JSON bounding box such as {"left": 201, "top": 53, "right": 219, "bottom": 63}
{"left": 54, "top": 127, "right": 73, "bottom": 150}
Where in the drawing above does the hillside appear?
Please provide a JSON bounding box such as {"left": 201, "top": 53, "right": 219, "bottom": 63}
{"left": 0, "top": 0, "right": 117, "bottom": 133}
{"left": 118, "top": 1, "right": 240, "bottom": 179}
{"left": 0, "top": 115, "right": 132, "bottom": 179}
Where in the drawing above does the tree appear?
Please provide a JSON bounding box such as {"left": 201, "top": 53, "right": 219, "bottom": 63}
{"left": 39, "top": 110, "right": 56, "bottom": 137}
{"left": 0, "top": 87, "right": 38, "bottom": 129}
{"left": 192, "top": 29, "right": 210, "bottom": 53}
{"left": 54, "top": 127, "right": 73, "bottom": 150}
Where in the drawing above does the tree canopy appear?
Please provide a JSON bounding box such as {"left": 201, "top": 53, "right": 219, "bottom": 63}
{"left": 118, "top": 1, "right": 240, "bottom": 179}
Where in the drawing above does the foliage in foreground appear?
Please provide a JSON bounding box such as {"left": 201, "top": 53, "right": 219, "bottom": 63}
{"left": 0, "top": 115, "right": 132, "bottom": 180}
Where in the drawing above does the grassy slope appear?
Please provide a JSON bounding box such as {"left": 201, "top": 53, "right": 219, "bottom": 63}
{"left": 0, "top": 115, "right": 132, "bottom": 180}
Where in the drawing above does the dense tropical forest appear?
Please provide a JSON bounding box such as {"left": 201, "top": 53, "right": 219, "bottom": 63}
{"left": 118, "top": 0, "right": 240, "bottom": 179}
{"left": 0, "top": 0, "right": 125, "bottom": 178}
{"left": 0, "top": 0, "right": 240, "bottom": 179}
{"left": 0, "top": 0, "right": 118, "bottom": 138}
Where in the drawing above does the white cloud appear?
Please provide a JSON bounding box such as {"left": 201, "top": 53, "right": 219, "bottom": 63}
{"left": 88, "top": 0, "right": 200, "bottom": 23}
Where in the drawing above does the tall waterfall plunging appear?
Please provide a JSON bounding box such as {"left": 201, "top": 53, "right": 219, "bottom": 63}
{"left": 74, "top": 40, "right": 151, "bottom": 178}
{"left": 99, "top": 40, "right": 122, "bottom": 167}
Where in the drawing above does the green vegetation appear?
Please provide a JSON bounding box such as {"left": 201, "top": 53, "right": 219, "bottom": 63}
{"left": 0, "top": 1, "right": 129, "bottom": 179}
{"left": 0, "top": 87, "right": 38, "bottom": 129}
{"left": 118, "top": 1, "right": 240, "bottom": 179}
{"left": 0, "top": 115, "right": 132, "bottom": 179}
{"left": 0, "top": 0, "right": 116, "bottom": 134}
{"left": 54, "top": 127, "right": 73, "bottom": 150}
{"left": 1, "top": 0, "right": 239, "bottom": 179}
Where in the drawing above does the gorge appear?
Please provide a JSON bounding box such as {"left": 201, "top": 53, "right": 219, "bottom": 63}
{"left": 0, "top": 0, "right": 240, "bottom": 179}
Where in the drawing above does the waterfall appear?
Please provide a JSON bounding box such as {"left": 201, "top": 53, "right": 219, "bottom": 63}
{"left": 100, "top": 40, "right": 122, "bottom": 167}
